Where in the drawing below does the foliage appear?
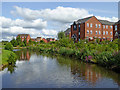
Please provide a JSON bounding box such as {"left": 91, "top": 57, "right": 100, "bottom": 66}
{"left": 5, "top": 42, "right": 13, "bottom": 51}
{"left": 57, "top": 31, "right": 65, "bottom": 39}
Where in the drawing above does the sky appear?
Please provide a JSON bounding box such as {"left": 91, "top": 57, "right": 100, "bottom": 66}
{"left": 0, "top": 2, "right": 119, "bottom": 41}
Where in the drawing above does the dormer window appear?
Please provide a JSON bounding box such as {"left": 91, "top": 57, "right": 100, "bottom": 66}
{"left": 73, "top": 25, "right": 77, "bottom": 30}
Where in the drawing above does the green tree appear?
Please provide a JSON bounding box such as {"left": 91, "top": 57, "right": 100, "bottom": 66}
{"left": 23, "top": 38, "right": 27, "bottom": 46}
{"left": 16, "top": 36, "right": 22, "bottom": 46}
{"left": 57, "top": 31, "right": 65, "bottom": 39}
{"left": 5, "top": 42, "right": 13, "bottom": 51}
{"left": 40, "top": 40, "right": 45, "bottom": 44}
{"left": 10, "top": 37, "right": 17, "bottom": 47}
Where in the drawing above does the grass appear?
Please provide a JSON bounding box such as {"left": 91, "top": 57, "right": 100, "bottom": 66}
{"left": 0, "top": 50, "right": 14, "bottom": 65}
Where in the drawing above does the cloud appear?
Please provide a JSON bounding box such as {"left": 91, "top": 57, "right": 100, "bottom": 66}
{"left": 96, "top": 16, "right": 118, "bottom": 22}
{"left": 0, "top": 16, "right": 47, "bottom": 29}
{"left": 2, "top": 26, "right": 58, "bottom": 41}
{"left": 11, "top": 6, "right": 93, "bottom": 23}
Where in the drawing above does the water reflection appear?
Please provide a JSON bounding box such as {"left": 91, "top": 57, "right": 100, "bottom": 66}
{"left": 1, "top": 49, "right": 120, "bottom": 88}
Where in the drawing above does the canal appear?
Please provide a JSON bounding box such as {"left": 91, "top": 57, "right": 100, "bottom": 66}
{"left": 1, "top": 49, "right": 120, "bottom": 88}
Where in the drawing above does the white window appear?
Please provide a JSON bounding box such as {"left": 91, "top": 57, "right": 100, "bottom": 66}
{"left": 79, "top": 25, "right": 80, "bottom": 28}
{"left": 106, "top": 31, "right": 108, "bottom": 35}
{"left": 110, "top": 26, "right": 112, "bottom": 29}
{"left": 106, "top": 25, "right": 108, "bottom": 29}
{"left": 96, "top": 24, "right": 97, "bottom": 28}
{"left": 99, "top": 24, "right": 101, "bottom": 28}
{"left": 103, "top": 31, "right": 105, "bottom": 35}
{"left": 90, "top": 23, "right": 92, "bottom": 27}
{"left": 87, "top": 30, "right": 89, "bottom": 34}
{"left": 103, "top": 25, "right": 105, "bottom": 29}
{"left": 110, "top": 31, "right": 112, "bottom": 35}
{"left": 79, "top": 32, "right": 80, "bottom": 35}
{"left": 90, "top": 30, "right": 92, "bottom": 34}
{"left": 87, "top": 23, "right": 89, "bottom": 27}
{"left": 115, "top": 25, "right": 117, "bottom": 31}
{"left": 99, "top": 31, "right": 101, "bottom": 34}
{"left": 74, "top": 25, "right": 76, "bottom": 29}
{"left": 96, "top": 31, "right": 98, "bottom": 34}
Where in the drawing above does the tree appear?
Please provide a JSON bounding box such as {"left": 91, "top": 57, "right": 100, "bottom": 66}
{"left": 10, "top": 37, "right": 17, "bottom": 47}
{"left": 57, "top": 31, "right": 65, "bottom": 39}
{"left": 5, "top": 42, "right": 13, "bottom": 51}
{"left": 16, "top": 36, "right": 22, "bottom": 46}
{"left": 40, "top": 40, "right": 45, "bottom": 44}
{"left": 23, "top": 38, "right": 27, "bottom": 46}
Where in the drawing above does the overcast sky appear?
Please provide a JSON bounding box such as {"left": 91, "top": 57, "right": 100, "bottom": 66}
{"left": 1, "top": 2, "right": 118, "bottom": 41}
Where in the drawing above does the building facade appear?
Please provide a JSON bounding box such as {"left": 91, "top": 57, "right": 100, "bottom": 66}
{"left": 113, "top": 20, "right": 120, "bottom": 39}
{"left": 71, "top": 16, "right": 115, "bottom": 42}
{"left": 17, "top": 34, "right": 31, "bottom": 43}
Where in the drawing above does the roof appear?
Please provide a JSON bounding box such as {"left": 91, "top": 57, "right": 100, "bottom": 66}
{"left": 17, "top": 34, "right": 30, "bottom": 36}
{"left": 64, "top": 28, "right": 70, "bottom": 34}
{"left": 115, "top": 20, "right": 120, "bottom": 24}
{"left": 73, "top": 16, "right": 116, "bottom": 25}
{"left": 76, "top": 16, "right": 93, "bottom": 24}
{"left": 98, "top": 20, "right": 115, "bottom": 25}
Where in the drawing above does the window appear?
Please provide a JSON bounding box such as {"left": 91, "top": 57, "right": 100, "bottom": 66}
{"left": 110, "top": 26, "right": 112, "bottom": 29}
{"left": 96, "top": 24, "right": 97, "bottom": 28}
{"left": 90, "top": 30, "right": 92, "bottom": 34}
{"left": 74, "top": 25, "right": 77, "bottom": 30}
{"left": 103, "top": 31, "right": 105, "bottom": 35}
{"left": 79, "top": 32, "right": 80, "bottom": 35}
{"left": 90, "top": 23, "right": 92, "bottom": 27}
{"left": 96, "top": 31, "right": 98, "bottom": 34}
{"left": 87, "top": 30, "right": 89, "bottom": 34}
{"left": 79, "top": 25, "right": 80, "bottom": 32}
{"left": 106, "top": 31, "right": 108, "bottom": 35}
{"left": 106, "top": 25, "right": 108, "bottom": 29}
{"left": 103, "top": 25, "right": 105, "bottom": 29}
{"left": 110, "top": 31, "right": 112, "bottom": 35}
{"left": 99, "top": 24, "right": 101, "bottom": 28}
{"left": 115, "top": 25, "right": 117, "bottom": 31}
{"left": 99, "top": 31, "right": 101, "bottom": 35}
{"left": 87, "top": 23, "right": 89, "bottom": 27}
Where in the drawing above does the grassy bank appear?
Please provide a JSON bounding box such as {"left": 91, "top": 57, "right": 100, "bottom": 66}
{"left": 27, "top": 38, "right": 120, "bottom": 73}
{"left": 1, "top": 50, "right": 16, "bottom": 65}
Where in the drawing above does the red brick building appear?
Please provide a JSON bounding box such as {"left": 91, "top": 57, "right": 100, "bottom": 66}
{"left": 113, "top": 20, "right": 120, "bottom": 39}
{"left": 17, "top": 34, "right": 31, "bottom": 43}
{"left": 70, "top": 16, "right": 115, "bottom": 42}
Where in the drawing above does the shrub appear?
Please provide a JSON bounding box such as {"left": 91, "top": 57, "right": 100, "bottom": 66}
{"left": 7, "top": 52, "right": 17, "bottom": 65}
{"left": 5, "top": 42, "right": 13, "bottom": 51}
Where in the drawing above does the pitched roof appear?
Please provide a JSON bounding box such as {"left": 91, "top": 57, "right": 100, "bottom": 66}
{"left": 18, "top": 34, "right": 30, "bottom": 36}
{"left": 115, "top": 20, "right": 120, "bottom": 24}
{"left": 98, "top": 20, "right": 115, "bottom": 25}
{"left": 64, "top": 28, "right": 70, "bottom": 34}
{"left": 76, "top": 16, "right": 93, "bottom": 24}
{"left": 73, "top": 16, "right": 116, "bottom": 25}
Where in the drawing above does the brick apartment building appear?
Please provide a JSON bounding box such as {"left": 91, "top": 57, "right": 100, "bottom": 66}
{"left": 17, "top": 34, "right": 31, "bottom": 43}
{"left": 70, "top": 16, "right": 115, "bottom": 42}
{"left": 113, "top": 20, "right": 120, "bottom": 39}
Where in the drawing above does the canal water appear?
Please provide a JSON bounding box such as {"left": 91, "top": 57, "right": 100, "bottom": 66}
{"left": 1, "top": 49, "right": 120, "bottom": 88}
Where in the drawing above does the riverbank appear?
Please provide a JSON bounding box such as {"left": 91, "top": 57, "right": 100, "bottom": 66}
{"left": 26, "top": 38, "right": 120, "bottom": 73}
{"left": 0, "top": 50, "right": 17, "bottom": 70}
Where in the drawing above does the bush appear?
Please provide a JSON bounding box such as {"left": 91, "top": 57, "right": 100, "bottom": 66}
{"left": 5, "top": 43, "right": 13, "bottom": 51}
{"left": 7, "top": 52, "right": 17, "bottom": 65}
